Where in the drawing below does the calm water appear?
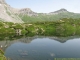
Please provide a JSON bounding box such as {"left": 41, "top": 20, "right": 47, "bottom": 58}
{"left": 2, "top": 36, "right": 80, "bottom": 60}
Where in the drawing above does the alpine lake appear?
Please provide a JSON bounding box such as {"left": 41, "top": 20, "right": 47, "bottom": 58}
{"left": 0, "top": 35, "right": 80, "bottom": 60}
{"left": 0, "top": 19, "right": 80, "bottom": 60}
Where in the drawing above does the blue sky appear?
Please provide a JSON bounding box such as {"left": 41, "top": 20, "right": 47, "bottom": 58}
{"left": 5, "top": 0, "right": 80, "bottom": 13}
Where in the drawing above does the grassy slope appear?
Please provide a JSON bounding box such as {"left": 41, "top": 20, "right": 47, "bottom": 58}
{"left": 19, "top": 12, "right": 80, "bottom": 23}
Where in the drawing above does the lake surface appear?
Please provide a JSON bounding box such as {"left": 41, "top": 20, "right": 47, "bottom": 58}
{"left": 2, "top": 36, "right": 80, "bottom": 60}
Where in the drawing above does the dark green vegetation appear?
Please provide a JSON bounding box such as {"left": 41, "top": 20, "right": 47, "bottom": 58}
{"left": 0, "top": 18, "right": 80, "bottom": 37}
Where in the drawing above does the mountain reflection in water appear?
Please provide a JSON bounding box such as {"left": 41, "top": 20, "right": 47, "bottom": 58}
{"left": 0, "top": 36, "right": 80, "bottom": 60}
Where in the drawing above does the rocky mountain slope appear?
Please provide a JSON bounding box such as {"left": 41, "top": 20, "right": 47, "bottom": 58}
{"left": 0, "top": 0, "right": 23, "bottom": 23}
{"left": 0, "top": 0, "right": 80, "bottom": 23}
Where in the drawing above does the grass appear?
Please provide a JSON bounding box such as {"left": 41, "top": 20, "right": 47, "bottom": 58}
{"left": 0, "top": 49, "right": 7, "bottom": 60}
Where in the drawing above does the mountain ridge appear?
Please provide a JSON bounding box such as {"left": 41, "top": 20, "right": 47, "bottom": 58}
{"left": 0, "top": 0, "right": 80, "bottom": 23}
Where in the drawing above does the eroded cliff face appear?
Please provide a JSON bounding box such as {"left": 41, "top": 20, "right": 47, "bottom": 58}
{"left": 0, "top": 0, "right": 23, "bottom": 23}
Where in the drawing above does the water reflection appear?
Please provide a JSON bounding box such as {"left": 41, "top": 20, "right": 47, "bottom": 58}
{"left": 0, "top": 36, "right": 80, "bottom": 60}
{"left": 0, "top": 36, "right": 80, "bottom": 50}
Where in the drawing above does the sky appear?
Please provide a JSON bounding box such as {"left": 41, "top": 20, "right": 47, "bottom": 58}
{"left": 5, "top": 0, "right": 80, "bottom": 13}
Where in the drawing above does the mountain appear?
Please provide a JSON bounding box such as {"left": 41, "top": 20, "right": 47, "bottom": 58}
{"left": 0, "top": 0, "right": 80, "bottom": 23}
{"left": 0, "top": 0, "right": 23, "bottom": 23}
{"left": 19, "top": 8, "right": 80, "bottom": 22}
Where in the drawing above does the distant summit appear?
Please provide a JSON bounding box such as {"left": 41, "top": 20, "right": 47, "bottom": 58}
{"left": 55, "top": 8, "right": 68, "bottom": 12}
{"left": 49, "top": 8, "right": 68, "bottom": 15}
